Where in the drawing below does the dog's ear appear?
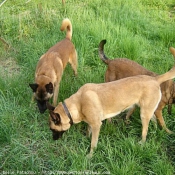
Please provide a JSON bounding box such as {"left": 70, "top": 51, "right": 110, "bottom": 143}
{"left": 49, "top": 110, "right": 61, "bottom": 125}
{"left": 46, "top": 101, "right": 55, "bottom": 111}
{"left": 29, "top": 83, "right": 38, "bottom": 92}
{"left": 45, "top": 82, "right": 53, "bottom": 94}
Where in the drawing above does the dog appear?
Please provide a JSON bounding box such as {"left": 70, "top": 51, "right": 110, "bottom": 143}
{"left": 47, "top": 53, "right": 175, "bottom": 158}
{"left": 99, "top": 39, "right": 175, "bottom": 134}
{"left": 29, "top": 18, "right": 78, "bottom": 113}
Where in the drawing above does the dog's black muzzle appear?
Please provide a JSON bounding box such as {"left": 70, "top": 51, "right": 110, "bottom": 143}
{"left": 50, "top": 129, "right": 65, "bottom": 140}
{"left": 37, "top": 100, "right": 48, "bottom": 114}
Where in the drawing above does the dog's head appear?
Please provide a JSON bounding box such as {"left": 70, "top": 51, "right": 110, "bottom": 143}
{"left": 29, "top": 82, "right": 53, "bottom": 113}
{"left": 46, "top": 102, "right": 71, "bottom": 140}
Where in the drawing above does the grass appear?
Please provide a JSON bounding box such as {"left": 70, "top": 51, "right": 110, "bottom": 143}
{"left": 0, "top": 0, "right": 175, "bottom": 174}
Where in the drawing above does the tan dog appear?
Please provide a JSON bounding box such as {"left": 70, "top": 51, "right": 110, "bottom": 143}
{"left": 99, "top": 39, "right": 175, "bottom": 134}
{"left": 29, "top": 18, "right": 78, "bottom": 113}
{"left": 47, "top": 54, "right": 175, "bottom": 158}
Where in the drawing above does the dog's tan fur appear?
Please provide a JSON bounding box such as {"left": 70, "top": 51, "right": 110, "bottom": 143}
{"left": 99, "top": 39, "right": 175, "bottom": 134}
{"left": 47, "top": 52, "right": 175, "bottom": 158}
{"left": 29, "top": 18, "right": 77, "bottom": 113}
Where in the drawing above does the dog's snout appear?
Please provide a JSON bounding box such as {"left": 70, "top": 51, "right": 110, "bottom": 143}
{"left": 51, "top": 130, "right": 65, "bottom": 140}
{"left": 53, "top": 134, "right": 60, "bottom": 140}
{"left": 37, "top": 100, "right": 47, "bottom": 114}
{"left": 39, "top": 109, "right": 46, "bottom": 114}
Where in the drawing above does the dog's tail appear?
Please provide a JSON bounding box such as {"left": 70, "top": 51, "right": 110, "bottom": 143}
{"left": 156, "top": 47, "right": 175, "bottom": 84}
{"left": 98, "top": 39, "right": 110, "bottom": 65}
{"left": 60, "top": 18, "right": 72, "bottom": 40}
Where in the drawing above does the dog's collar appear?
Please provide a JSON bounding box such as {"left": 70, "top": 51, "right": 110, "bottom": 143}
{"left": 62, "top": 101, "right": 73, "bottom": 125}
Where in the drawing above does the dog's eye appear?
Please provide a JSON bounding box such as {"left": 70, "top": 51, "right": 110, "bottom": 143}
{"left": 52, "top": 119, "right": 60, "bottom": 125}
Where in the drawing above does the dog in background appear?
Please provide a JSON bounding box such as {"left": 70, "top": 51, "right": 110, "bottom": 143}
{"left": 99, "top": 39, "right": 175, "bottom": 134}
{"left": 47, "top": 52, "right": 175, "bottom": 158}
{"left": 29, "top": 18, "right": 78, "bottom": 113}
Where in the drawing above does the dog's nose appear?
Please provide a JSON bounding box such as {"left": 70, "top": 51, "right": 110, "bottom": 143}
{"left": 53, "top": 134, "right": 60, "bottom": 140}
{"left": 53, "top": 136, "right": 59, "bottom": 140}
{"left": 40, "top": 111, "right": 44, "bottom": 114}
{"left": 52, "top": 131, "right": 65, "bottom": 140}
{"left": 39, "top": 109, "right": 46, "bottom": 114}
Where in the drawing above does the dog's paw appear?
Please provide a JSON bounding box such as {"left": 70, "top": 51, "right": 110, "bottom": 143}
{"left": 138, "top": 140, "right": 146, "bottom": 145}
{"left": 165, "top": 128, "right": 174, "bottom": 134}
{"left": 125, "top": 119, "right": 131, "bottom": 125}
{"left": 86, "top": 153, "right": 93, "bottom": 159}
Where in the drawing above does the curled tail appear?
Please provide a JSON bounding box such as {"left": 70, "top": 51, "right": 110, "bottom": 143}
{"left": 98, "top": 39, "right": 110, "bottom": 64}
{"left": 156, "top": 47, "right": 175, "bottom": 84}
{"left": 60, "top": 18, "right": 72, "bottom": 40}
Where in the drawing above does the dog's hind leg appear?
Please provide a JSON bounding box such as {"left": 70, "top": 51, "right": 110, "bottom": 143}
{"left": 154, "top": 106, "right": 173, "bottom": 134}
{"left": 139, "top": 88, "right": 162, "bottom": 143}
{"left": 139, "top": 110, "right": 153, "bottom": 144}
{"left": 69, "top": 50, "right": 78, "bottom": 76}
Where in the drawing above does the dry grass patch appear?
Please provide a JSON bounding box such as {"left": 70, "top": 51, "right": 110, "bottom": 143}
{"left": 0, "top": 57, "right": 20, "bottom": 78}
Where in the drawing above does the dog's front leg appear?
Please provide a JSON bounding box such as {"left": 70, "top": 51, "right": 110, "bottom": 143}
{"left": 53, "top": 84, "right": 60, "bottom": 106}
{"left": 86, "top": 122, "right": 102, "bottom": 159}
{"left": 69, "top": 50, "right": 78, "bottom": 76}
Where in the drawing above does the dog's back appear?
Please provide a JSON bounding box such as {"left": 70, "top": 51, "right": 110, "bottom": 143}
{"left": 106, "top": 58, "right": 155, "bottom": 81}
{"left": 43, "top": 18, "right": 75, "bottom": 69}
{"left": 99, "top": 39, "right": 155, "bottom": 82}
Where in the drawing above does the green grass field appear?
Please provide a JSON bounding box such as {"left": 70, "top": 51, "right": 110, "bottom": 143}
{"left": 0, "top": 0, "right": 175, "bottom": 174}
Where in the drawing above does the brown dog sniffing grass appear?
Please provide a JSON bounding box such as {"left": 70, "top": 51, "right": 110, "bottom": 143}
{"left": 47, "top": 50, "right": 175, "bottom": 158}
{"left": 29, "top": 18, "right": 78, "bottom": 113}
{"left": 99, "top": 39, "right": 175, "bottom": 134}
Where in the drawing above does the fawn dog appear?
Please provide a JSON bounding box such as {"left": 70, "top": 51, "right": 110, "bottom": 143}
{"left": 47, "top": 50, "right": 175, "bottom": 158}
{"left": 99, "top": 39, "right": 175, "bottom": 134}
{"left": 29, "top": 18, "right": 78, "bottom": 113}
